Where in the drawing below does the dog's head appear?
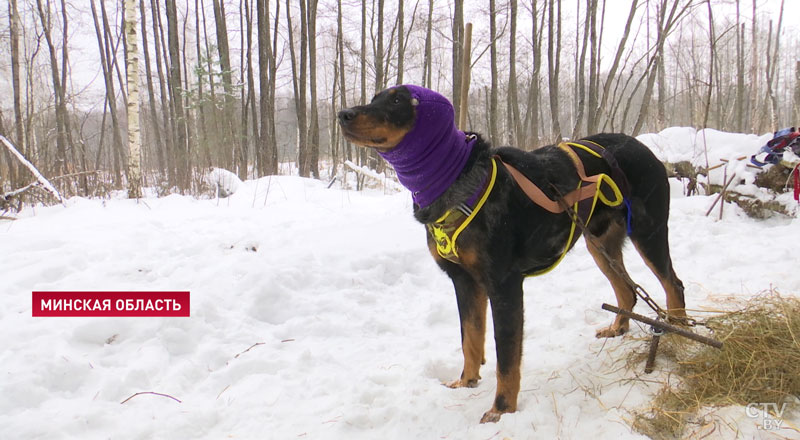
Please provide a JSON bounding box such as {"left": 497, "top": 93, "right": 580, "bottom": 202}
{"left": 338, "top": 85, "right": 458, "bottom": 152}
{"left": 337, "top": 86, "right": 419, "bottom": 150}
{"left": 339, "top": 85, "right": 471, "bottom": 208}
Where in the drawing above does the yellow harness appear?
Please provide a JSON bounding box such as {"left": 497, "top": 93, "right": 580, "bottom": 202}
{"left": 426, "top": 141, "right": 627, "bottom": 275}
{"left": 523, "top": 141, "right": 625, "bottom": 276}
{"left": 426, "top": 158, "right": 499, "bottom": 264}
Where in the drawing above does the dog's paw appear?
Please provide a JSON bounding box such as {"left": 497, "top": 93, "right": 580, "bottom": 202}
{"left": 480, "top": 410, "right": 503, "bottom": 424}
{"left": 595, "top": 325, "right": 626, "bottom": 338}
{"left": 444, "top": 378, "right": 479, "bottom": 389}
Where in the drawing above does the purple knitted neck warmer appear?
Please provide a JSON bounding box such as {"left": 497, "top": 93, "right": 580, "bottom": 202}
{"left": 379, "top": 85, "right": 476, "bottom": 208}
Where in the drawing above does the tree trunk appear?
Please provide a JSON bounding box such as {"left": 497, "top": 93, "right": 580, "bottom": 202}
{"left": 35, "top": 0, "right": 69, "bottom": 177}
{"left": 592, "top": 0, "right": 636, "bottom": 134}
{"left": 505, "top": 0, "right": 522, "bottom": 146}
{"left": 9, "top": 0, "right": 24, "bottom": 186}
{"left": 765, "top": 0, "right": 785, "bottom": 130}
{"left": 523, "top": 0, "right": 544, "bottom": 148}
{"left": 571, "top": 0, "right": 590, "bottom": 139}
{"left": 547, "top": 0, "right": 562, "bottom": 140}
{"left": 632, "top": 0, "right": 686, "bottom": 136}
{"left": 257, "top": 0, "right": 277, "bottom": 175}
{"left": 165, "top": 0, "right": 189, "bottom": 189}
{"left": 212, "top": 0, "right": 243, "bottom": 177}
{"left": 374, "top": 0, "right": 385, "bottom": 93}
{"left": 287, "top": 0, "right": 309, "bottom": 177}
{"left": 151, "top": 0, "right": 176, "bottom": 184}
{"left": 749, "top": 0, "right": 759, "bottom": 132}
{"left": 586, "top": 0, "right": 600, "bottom": 134}
{"left": 125, "top": 0, "right": 142, "bottom": 198}
{"left": 307, "top": 0, "right": 320, "bottom": 178}
{"left": 794, "top": 61, "right": 800, "bottom": 124}
{"left": 90, "top": 0, "right": 124, "bottom": 185}
{"left": 422, "top": 0, "right": 433, "bottom": 88}
{"left": 244, "top": 0, "right": 259, "bottom": 179}
{"left": 488, "top": 0, "right": 499, "bottom": 144}
{"left": 396, "top": 0, "right": 405, "bottom": 85}
{"left": 140, "top": 0, "right": 165, "bottom": 173}
{"left": 337, "top": 0, "right": 350, "bottom": 162}
{"left": 452, "top": 0, "right": 464, "bottom": 124}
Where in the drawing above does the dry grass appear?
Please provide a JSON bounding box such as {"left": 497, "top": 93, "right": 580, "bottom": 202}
{"left": 629, "top": 291, "right": 800, "bottom": 439}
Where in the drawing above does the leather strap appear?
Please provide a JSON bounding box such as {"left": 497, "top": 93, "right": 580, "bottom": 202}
{"left": 499, "top": 159, "right": 598, "bottom": 214}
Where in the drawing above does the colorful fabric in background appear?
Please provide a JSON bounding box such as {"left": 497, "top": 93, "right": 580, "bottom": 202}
{"left": 750, "top": 127, "right": 800, "bottom": 166}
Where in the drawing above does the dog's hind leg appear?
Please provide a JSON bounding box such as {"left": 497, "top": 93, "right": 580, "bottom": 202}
{"left": 444, "top": 266, "right": 488, "bottom": 389}
{"left": 586, "top": 220, "right": 638, "bottom": 338}
{"left": 631, "top": 221, "right": 687, "bottom": 323}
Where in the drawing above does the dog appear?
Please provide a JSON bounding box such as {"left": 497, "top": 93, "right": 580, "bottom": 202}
{"left": 337, "top": 85, "right": 686, "bottom": 423}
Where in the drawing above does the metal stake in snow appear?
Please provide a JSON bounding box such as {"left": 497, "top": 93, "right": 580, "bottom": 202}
{"left": 1, "top": 134, "right": 65, "bottom": 205}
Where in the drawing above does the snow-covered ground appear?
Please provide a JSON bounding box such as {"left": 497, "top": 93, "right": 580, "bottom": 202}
{"left": 1, "top": 128, "right": 799, "bottom": 439}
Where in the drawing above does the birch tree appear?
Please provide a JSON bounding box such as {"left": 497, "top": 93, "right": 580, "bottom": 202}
{"left": 125, "top": 0, "right": 142, "bottom": 198}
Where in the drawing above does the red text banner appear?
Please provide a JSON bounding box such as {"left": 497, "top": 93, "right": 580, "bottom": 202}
{"left": 32, "top": 291, "right": 190, "bottom": 317}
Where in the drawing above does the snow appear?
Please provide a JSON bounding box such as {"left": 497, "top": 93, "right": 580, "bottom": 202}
{"left": 2, "top": 129, "right": 800, "bottom": 439}
{"left": 205, "top": 167, "right": 243, "bottom": 198}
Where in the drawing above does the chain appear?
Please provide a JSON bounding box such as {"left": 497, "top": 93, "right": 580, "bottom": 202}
{"left": 552, "top": 192, "right": 678, "bottom": 324}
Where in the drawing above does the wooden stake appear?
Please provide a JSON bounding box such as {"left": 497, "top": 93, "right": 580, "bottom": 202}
{"left": 457, "top": 23, "right": 473, "bottom": 130}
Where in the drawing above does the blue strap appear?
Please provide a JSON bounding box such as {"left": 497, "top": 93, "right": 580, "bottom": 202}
{"left": 624, "top": 197, "right": 633, "bottom": 236}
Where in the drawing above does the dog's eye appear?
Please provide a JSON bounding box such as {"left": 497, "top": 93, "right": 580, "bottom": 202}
{"left": 393, "top": 97, "right": 401, "bottom": 105}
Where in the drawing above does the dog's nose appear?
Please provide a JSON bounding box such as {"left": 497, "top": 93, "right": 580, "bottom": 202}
{"left": 338, "top": 109, "right": 356, "bottom": 125}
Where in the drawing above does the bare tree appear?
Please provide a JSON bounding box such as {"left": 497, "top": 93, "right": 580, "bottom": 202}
{"left": 307, "top": 0, "right": 320, "bottom": 178}
{"left": 286, "top": 0, "right": 309, "bottom": 176}
{"left": 90, "top": 0, "right": 124, "bottom": 185}
{"left": 748, "top": 0, "right": 759, "bottom": 132}
{"left": 9, "top": 0, "right": 25, "bottom": 172}
{"left": 507, "top": 0, "right": 522, "bottom": 146}
{"left": 140, "top": 0, "right": 165, "bottom": 173}
{"left": 125, "top": 0, "right": 142, "bottom": 198}
{"left": 592, "top": 0, "right": 637, "bottom": 134}
{"left": 631, "top": 0, "right": 690, "bottom": 136}
{"left": 794, "top": 60, "right": 800, "bottom": 124}
{"left": 374, "top": 0, "right": 385, "bottom": 92}
{"left": 165, "top": 0, "right": 189, "bottom": 188}
{"left": 257, "top": 0, "right": 279, "bottom": 175}
{"left": 152, "top": 0, "right": 176, "bottom": 183}
{"left": 522, "top": 0, "right": 545, "bottom": 148}
{"left": 422, "top": 0, "right": 433, "bottom": 88}
{"left": 764, "top": 0, "right": 785, "bottom": 130}
{"left": 452, "top": 0, "right": 464, "bottom": 124}
{"left": 396, "top": 0, "right": 404, "bottom": 85}
{"left": 547, "top": 0, "right": 562, "bottom": 140}
{"left": 35, "top": 0, "right": 71, "bottom": 177}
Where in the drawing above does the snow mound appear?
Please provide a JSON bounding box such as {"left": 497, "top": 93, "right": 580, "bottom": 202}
{"left": 205, "top": 168, "right": 242, "bottom": 198}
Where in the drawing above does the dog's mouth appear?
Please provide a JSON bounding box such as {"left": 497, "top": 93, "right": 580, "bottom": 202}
{"left": 340, "top": 127, "right": 387, "bottom": 148}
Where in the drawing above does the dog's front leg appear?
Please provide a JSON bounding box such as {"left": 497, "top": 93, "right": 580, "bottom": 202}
{"left": 444, "top": 267, "right": 488, "bottom": 389}
{"left": 480, "top": 273, "right": 524, "bottom": 424}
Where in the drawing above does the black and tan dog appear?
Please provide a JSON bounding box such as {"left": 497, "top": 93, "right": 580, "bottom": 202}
{"left": 337, "top": 85, "right": 686, "bottom": 423}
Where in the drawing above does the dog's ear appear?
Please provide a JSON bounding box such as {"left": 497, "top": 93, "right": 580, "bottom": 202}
{"left": 411, "top": 98, "right": 419, "bottom": 107}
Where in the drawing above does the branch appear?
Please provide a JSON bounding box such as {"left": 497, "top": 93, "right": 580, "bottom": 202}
{"left": 344, "top": 160, "right": 404, "bottom": 192}
{"left": 120, "top": 391, "right": 182, "bottom": 404}
{"left": 0, "top": 135, "right": 65, "bottom": 205}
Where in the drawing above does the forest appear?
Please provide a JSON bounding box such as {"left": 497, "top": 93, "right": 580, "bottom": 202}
{"left": 0, "top": 0, "right": 797, "bottom": 204}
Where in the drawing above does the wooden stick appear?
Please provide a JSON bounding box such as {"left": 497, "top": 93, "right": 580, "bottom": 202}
{"left": 457, "top": 23, "right": 473, "bottom": 131}
{"left": 601, "top": 303, "right": 723, "bottom": 349}
{"left": 705, "top": 172, "right": 737, "bottom": 217}
{"left": 644, "top": 332, "right": 662, "bottom": 374}
{"left": 120, "top": 391, "right": 182, "bottom": 404}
